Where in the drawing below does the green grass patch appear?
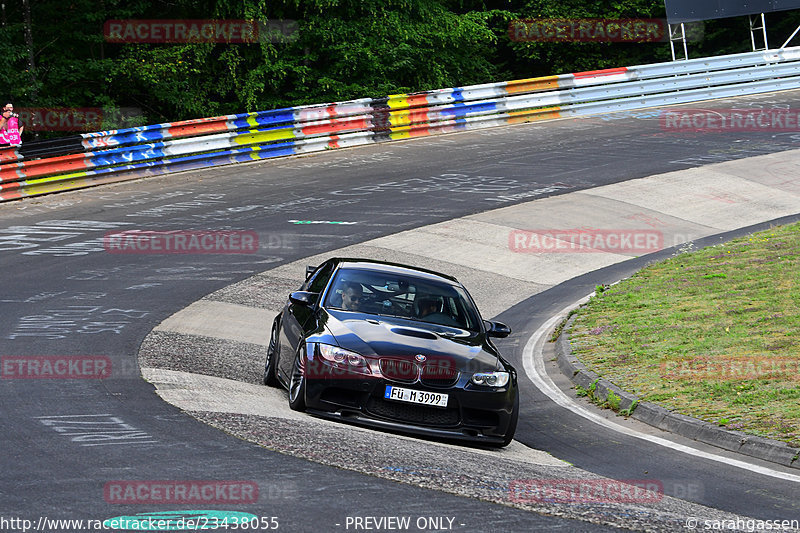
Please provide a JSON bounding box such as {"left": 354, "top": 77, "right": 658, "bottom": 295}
{"left": 569, "top": 222, "right": 800, "bottom": 446}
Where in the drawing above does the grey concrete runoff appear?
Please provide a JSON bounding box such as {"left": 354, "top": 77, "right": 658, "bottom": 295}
{"left": 139, "top": 148, "right": 800, "bottom": 530}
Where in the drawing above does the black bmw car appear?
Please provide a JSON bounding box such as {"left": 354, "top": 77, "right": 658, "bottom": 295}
{"left": 263, "top": 258, "right": 519, "bottom": 446}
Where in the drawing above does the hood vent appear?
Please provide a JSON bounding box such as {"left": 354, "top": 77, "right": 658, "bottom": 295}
{"left": 390, "top": 327, "right": 438, "bottom": 340}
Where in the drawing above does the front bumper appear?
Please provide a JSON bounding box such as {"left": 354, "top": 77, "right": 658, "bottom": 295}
{"left": 304, "top": 373, "right": 517, "bottom": 445}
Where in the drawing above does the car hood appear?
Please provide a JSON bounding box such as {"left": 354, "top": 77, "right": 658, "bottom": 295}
{"left": 321, "top": 309, "right": 501, "bottom": 371}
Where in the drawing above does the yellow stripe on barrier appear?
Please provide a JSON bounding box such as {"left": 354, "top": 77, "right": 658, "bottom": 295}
{"left": 389, "top": 130, "right": 414, "bottom": 141}
{"left": 245, "top": 113, "right": 261, "bottom": 128}
{"left": 388, "top": 111, "right": 413, "bottom": 127}
{"left": 232, "top": 128, "right": 295, "bottom": 145}
{"left": 17, "top": 170, "right": 94, "bottom": 196}
{"left": 19, "top": 173, "right": 146, "bottom": 199}
{"left": 387, "top": 95, "right": 409, "bottom": 109}
{"left": 24, "top": 169, "right": 91, "bottom": 186}
{"left": 387, "top": 93, "right": 430, "bottom": 110}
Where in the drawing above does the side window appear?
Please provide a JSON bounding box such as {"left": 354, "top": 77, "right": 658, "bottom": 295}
{"left": 307, "top": 262, "right": 335, "bottom": 294}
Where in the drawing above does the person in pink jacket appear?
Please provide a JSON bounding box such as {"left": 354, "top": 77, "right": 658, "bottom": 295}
{"left": 0, "top": 103, "right": 23, "bottom": 145}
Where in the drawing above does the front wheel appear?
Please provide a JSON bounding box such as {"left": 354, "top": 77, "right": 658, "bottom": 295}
{"left": 263, "top": 319, "right": 280, "bottom": 387}
{"left": 288, "top": 346, "right": 307, "bottom": 411}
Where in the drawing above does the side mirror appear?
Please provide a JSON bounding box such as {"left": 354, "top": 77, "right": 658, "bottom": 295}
{"left": 305, "top": 265, "right": 317, "bottom": 279}
{"left": 289, "top": 291, "right": 319, "bottom": 307}
{"left": 485, "top": 321, "right": 511, "bottom": 338}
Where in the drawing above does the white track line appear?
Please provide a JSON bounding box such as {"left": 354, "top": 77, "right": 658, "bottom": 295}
{"left": 522, "top": 301, "right": 800, "bottom": 483}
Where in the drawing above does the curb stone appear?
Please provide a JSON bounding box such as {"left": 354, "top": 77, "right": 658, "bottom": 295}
{"left": 555, "top": 315, "right": 800, "bottom": 470}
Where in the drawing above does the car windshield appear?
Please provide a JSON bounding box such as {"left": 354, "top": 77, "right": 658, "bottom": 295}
{"left": 324, "top": 268, "right": 482, "bottom": 331}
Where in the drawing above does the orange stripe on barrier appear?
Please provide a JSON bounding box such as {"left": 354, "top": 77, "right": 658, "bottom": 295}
{"left": 405, "top": 94, "right": 430, "bottom": 108}
{"left": 508, "top": 107, "right": 562, "bottom": 124}
{"left": 407, "top": 125, "right": 433, "bottom": 137}
{"left": 506, "top": 76, "right": 560, "bottom": 94}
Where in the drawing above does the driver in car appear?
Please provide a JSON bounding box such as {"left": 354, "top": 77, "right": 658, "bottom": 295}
{"left": 340, "top": 282, "right": 362, "bottom": 311}
{"left": 417, "top": 297, "right": 440, "bottom": 319}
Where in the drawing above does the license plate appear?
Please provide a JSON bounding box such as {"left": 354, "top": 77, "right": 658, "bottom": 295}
{"left": 384, "top": 386, "right": 449, "bottom": 408}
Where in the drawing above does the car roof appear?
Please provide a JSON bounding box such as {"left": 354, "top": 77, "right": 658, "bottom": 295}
{"left": 329, "top": 258, "right": 460, "bottom": 284}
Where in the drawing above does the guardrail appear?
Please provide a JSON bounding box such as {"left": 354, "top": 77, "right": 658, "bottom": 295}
{"left": 2, "top": 46, "right": 800, "bottom": 202}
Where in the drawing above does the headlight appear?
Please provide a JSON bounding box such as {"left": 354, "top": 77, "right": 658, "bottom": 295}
{"left": 317, "top": 344, "right": 370, "bottom": 373}
{"left": 471, "top": 371, "right": 509, "bottom": 387}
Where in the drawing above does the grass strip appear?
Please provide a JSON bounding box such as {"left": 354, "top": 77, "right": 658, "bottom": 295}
{"left": 569, "top": 222, "right": 800, "bottom": 446}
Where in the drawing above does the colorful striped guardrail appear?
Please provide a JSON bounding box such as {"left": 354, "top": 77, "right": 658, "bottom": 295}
{"left": 3, "top": 46, "right": 800, "bottom": 202}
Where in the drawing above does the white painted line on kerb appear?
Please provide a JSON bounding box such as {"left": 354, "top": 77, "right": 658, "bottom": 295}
{"left": 522, "top": 301, "right": 800, "bottom": 484}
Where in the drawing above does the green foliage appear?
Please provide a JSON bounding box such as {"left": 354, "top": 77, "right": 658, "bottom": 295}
{"left": 620, "top": 399, "right": 637, "bottom": 417}
{"left": 606, "top": 390, "right": 622, "bottom": 411}
{"left": 6, "top": 0, "right": 800, "bottom": 137}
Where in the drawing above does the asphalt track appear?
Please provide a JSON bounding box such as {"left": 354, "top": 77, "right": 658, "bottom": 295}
{"left": 2, "top": 90, "right": 800, "bottom": 532}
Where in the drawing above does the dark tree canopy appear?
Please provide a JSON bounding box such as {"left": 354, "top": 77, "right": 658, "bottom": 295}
{"left": 2, "top": 0, "right": 798, "bottom": 136}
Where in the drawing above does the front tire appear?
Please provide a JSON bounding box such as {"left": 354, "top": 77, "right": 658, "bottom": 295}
{"left": 499, "top": 393, "right": 520, "bottom": 447}
{"left": 288, "top": 346, "right": 307, "bottom": 411}
{"left": 263, "top": 319, "right": 280, "bottom": 387}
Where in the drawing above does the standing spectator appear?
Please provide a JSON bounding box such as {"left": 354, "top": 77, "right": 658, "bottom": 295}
{"left": 0, "top": 103, "right": 23, "bottom": 145}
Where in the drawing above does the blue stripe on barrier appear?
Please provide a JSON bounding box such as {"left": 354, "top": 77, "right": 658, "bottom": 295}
{"left": 88, "top": 144, "right": 167, "bottom": 167}
{"left": 229, "top": 109, "right": 296, "bottom": 129}
{"left": 440, "top": 102, "right": 497, "bottom": 117}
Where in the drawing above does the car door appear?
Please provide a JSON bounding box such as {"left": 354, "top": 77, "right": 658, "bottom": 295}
{"left": 277, "top": 261, "right": 336, "bottom": 381}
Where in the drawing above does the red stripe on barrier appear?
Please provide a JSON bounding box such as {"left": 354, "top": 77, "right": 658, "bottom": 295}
{"left": 0, "top": 146, "right": 21, "bottom": 163}
{"left": 572, "top": 67, "right": 629, "bottom": 79}
{"left": 165, "top": 118, "right": 230, "bottom": 138}
{"left": 0, "top": 190, "right": 23, "bottom": 200}
{"left": 0, "top": 153, "right": 91, "bottom": 182}
{"left": 0, "top": 165, "right": 23, "bottom": 183}
{"left": 300, "top": 117, "right": 370, "bottom": 136}
{"left": 0, "top": 181, "right": 24, "bottom": 200}
{"left": 408, "top": 109, "right": 431, "bottom": 123}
